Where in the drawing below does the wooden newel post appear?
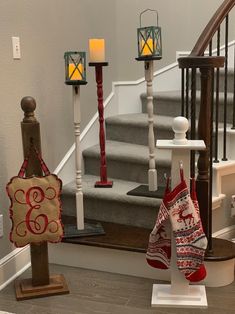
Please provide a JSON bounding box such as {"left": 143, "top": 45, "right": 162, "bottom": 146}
{"left": 14, "top": 96, "right": 69, "bottom": 300}
{"left": 21, "top": 96, "right": 50, "bottom": 286}
{"left": 196, "top": 67, "right": 213, "bottom": 250}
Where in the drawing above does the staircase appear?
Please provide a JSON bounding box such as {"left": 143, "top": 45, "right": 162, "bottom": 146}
{"left": 60, "top": 67, "right": 235, "bottom": 240}
{"left": 61, "top": 109, "right": 174, "bottom": 231}
{"left": 47, "top": 0, "right": 235, "bottom": 288}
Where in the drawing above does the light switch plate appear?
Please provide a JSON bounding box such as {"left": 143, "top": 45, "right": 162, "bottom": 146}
{"left": 12, "top": 36, "right": 21, "bottom": 59}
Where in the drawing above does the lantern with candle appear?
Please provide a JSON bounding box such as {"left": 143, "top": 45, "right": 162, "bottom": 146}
{"left": 64, "top": 51, "right": 87, "bottom": 85}
{"left": 137, "top": 9, "right": 162, "bottom": 60}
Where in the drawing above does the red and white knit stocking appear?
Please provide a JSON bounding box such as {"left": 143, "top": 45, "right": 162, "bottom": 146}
{"left": 146, "top": 179, "right": 171, "bottom": 269}
{"left": 166, "top": 171, "right": 207, "bottom": 282}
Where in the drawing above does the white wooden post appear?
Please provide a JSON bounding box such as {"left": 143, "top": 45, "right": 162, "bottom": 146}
{"left": 152, "top": 116, "right": 207, "bottom": 308}
{"left": 73, "top": 85, "right": 84, "bottom": 230}
{"left": 145, "top": 60, "right": 157, "bottom": 191}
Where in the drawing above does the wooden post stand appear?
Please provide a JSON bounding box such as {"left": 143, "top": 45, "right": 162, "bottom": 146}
{"left": 89, "top": 62, "right": 113, "bottom": 188}
{"left": 127, "top": 56, "right": 165, "bottom": 198}
{"left": 73, "top": 86, "right": 84, "bottom": 230}
{"left": 14, "top": 96, "right": 69, "bottom": 300}
{"left": 145, "top": 60, "right": 157, "bottom": 191}
{"left": 152, "top": 117, "right": 207, "bottom": 308}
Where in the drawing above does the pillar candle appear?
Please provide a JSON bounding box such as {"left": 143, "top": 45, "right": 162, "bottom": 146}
{"left": 89, "top": 39, "right": 105, "bottom": 62}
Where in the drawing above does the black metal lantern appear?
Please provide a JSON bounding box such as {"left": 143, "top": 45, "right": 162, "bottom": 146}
{"left": 64, "top": 51, "right": 87, "bottom": 85}
{"left": 137, "top": 9, "right": 162, "bottom": 60}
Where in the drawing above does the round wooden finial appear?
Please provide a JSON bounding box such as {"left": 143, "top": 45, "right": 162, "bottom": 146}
{"left": 172, "top": 116, "right": 189, "bottom": 145}
{"left": 21, "top": 96, "right": 37, "bottom": 122}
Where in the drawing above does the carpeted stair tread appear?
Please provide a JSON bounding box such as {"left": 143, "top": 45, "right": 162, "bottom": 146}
{"left": 62, "top": 174, "right": 161, "bottom": 228}
{"left": 194, "top": 68, "right": 234, "bottom": 93}
{"left": 106, "top": 114, "right": 174, "bottom": 145}
{"left": 63, "top": 174, "right": 162, "bottom": 207}
{"left": 83, "top": 140, "right": 171, "bottom": 166}
{"left": 141, "top": 90, "right": 234, "bottom": 122}
{"left": 141, "top": 90, "right": 234, "bottom": 103}
{"left": 106, "top": 113, "right": 174, "bottom": 130}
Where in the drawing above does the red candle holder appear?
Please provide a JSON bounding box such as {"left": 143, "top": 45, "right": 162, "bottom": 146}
{"left": 89, "top": 62, "right": 113, "bottom": 188}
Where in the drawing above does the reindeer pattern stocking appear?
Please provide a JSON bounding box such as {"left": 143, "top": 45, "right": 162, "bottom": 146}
{"left": 146, "top": 166, "right": 207, "bottom": 282}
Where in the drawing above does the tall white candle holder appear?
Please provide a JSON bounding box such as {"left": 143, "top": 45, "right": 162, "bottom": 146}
{"left": 127, "top": 9, "right": 165, "bottom": 199}
{"left": 64, "top": 51, "right": 105, "bottom": 237}
{"left": 152, "top": 116, "right": 208, "bottom": 308}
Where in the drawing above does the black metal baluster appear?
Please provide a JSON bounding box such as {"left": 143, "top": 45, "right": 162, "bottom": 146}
{"left": 181, "top": 68, "right": 185, "bottom": 116}
{"left": 222, "top": 15, "right": 229, "bottom": 161}
{"left": 186, "top": 68, "right": 189, "bottom": 119}
{"left": 209, "top": 40, "right": 213, "bottom": 56}
{"left": 190, "top": 68, "right": 196, "bottom": 179}
{"left": 214, "top": 27, "right": 220, "bottom": 162}
{"left": 232, "top": 37, "right": 235, "bottom": 129}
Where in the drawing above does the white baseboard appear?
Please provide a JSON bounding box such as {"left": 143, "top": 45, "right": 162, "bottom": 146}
{"left": 212, "top": 225, "right": 235, "bottom": 239}
{"left": 48, "top": 242, "right": 170, "bottom": 281}
{"left": 0, "top": 228, "right": 233, "bottom": 292}
{"left": 0, "top": 246, "right": 30, "bottom": 291}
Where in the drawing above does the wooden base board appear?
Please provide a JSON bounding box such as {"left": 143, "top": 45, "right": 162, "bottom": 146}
{"left": 127, "top": 184, "right": 165, "bottom": 198}
{"left": 15, "top": 274, "right": 69, "bottom": 301}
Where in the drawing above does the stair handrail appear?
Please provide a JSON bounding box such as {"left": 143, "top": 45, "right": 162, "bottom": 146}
{"left": 191, "top": 0, "right": 235, "bottom": 56}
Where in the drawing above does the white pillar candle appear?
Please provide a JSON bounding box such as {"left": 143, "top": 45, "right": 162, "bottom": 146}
{"left": 89, "top": 39, "right": 105, "bottom": 62}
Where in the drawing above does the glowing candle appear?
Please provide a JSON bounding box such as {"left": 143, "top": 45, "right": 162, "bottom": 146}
{"left": 141, "top": 38, "right": 154, "bottom": 56}
{"left": 69, "top": 63, "right": 83, "bottom": 80}
{"left": 89, "top": 39, "right": 105, "bottom": 62}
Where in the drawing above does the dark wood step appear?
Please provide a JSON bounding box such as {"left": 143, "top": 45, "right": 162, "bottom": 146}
{"left": 62, "top": 218, "right": 235, "bottom": 262}
{"left": 205, "top": 237, "right": 235, "bottom": 262}
{"left": 62, "top": 215, "right": 151, "bottom": 253}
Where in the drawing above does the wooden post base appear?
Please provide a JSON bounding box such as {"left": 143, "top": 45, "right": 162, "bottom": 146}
{"left": 14, "top": 274, "right": 69, "bottom": 301}
{"left": 95, "top": 180, "right": 113, "bottom": 188}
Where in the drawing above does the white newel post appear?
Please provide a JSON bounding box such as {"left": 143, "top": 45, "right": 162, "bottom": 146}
{"left": 73, "top": 85, "right": 84, "bottom": 230}
{"left": 152, "top": 116, "right": 208, "bottom": 308}
{"left": 145, "top": 60, "right": 157, "bottom": 191}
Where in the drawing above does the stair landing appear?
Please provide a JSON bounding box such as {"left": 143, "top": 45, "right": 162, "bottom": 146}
{"left": 62, "top": 216, "right": 150, "bottom": 253}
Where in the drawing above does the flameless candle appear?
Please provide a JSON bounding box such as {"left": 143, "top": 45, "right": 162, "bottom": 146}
{"left": 141, "top": 38, "right": 154, "bottom": 56}
{"left": 89, "top": 39, "right": 105, "bottom": 62}
{"left": 69, "top": 63, "right": 83, "bottom": 80}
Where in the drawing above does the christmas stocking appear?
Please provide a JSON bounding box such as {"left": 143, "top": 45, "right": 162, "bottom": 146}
{"left": 166, "top": 168, "right": 207, "bottom": 282}
{"left": 146, "top": 178, "right": 171, "bottom": 269}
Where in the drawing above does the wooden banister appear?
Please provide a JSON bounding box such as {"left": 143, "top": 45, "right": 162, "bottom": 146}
{"left": 191, "top": 0, "right": 235, "bottom": 56}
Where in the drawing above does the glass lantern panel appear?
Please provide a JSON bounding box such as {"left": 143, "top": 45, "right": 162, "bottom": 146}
{"left": 154, "top": 28, "right": 162, "bottom": 56}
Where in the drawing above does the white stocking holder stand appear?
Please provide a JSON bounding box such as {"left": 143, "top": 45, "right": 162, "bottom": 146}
{"left": 153, "top": 116, "right": 208, "bottom": 308}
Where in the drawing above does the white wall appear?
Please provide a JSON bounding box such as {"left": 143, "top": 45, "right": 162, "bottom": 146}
{"left": 0, "top": 0, "right": 233, "bottom": 260}
{"left": 115, "top": 0, "right": 235, "bottom": 80}
{"left": 0, "top": 0, "right": 117, "bottom": 259}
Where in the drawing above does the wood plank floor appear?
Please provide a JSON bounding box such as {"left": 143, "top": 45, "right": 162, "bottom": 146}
{"left": 0, "top": 264, "right": 235, "bottom": 314}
